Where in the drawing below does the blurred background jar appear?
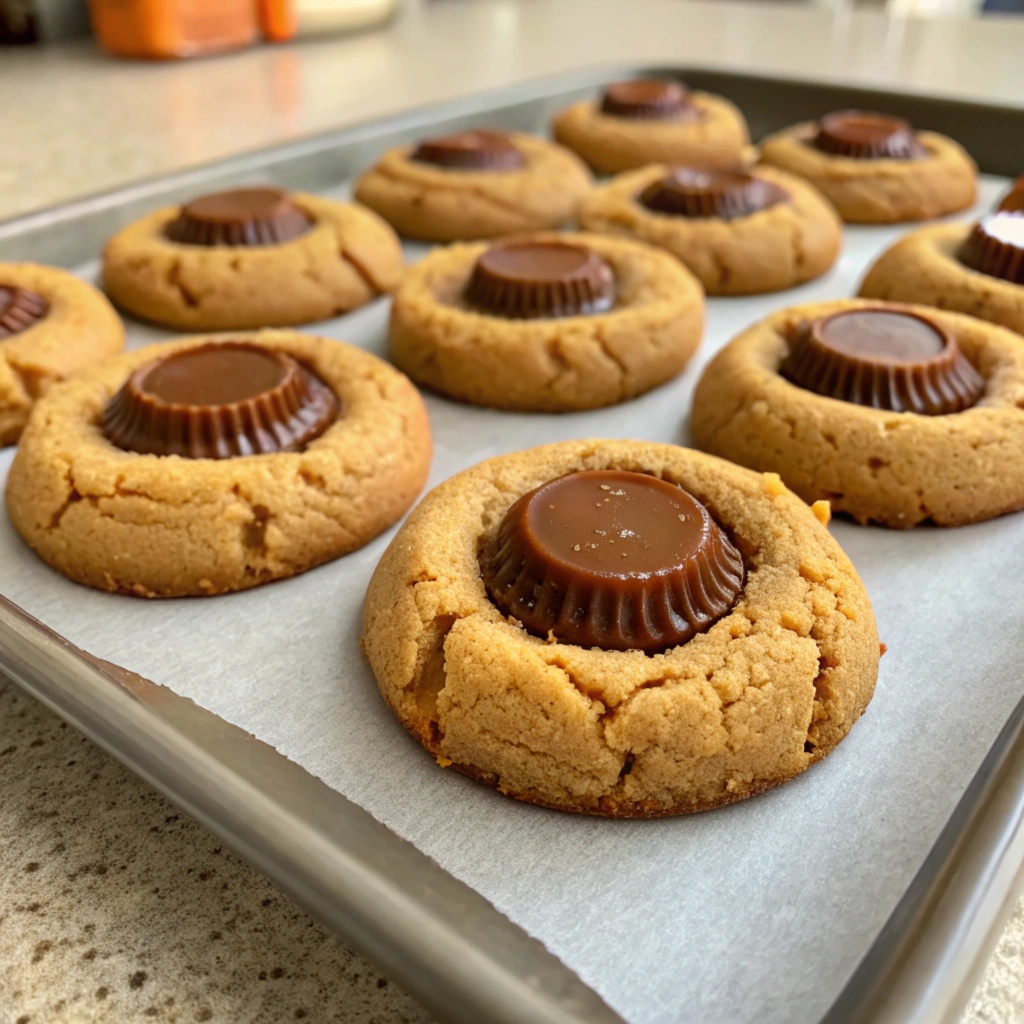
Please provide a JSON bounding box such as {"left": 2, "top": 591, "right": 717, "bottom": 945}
{"left": 0, "top": 0, "right": 404, "bottom": 55}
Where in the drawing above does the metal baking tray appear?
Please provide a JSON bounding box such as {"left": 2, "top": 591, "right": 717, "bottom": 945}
{"left": 3, "top": 66, "right": 1024, "bottom": 1024}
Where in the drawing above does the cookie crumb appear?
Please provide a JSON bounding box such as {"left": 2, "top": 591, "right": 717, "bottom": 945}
{"left": 436, "top": 755, "right": 452, "bottom": 768}
{"left": 762, "top": 472, "right": 787, "bottom": 497}
{"left": 811, "top": 500, "right": 832, "bottom": 527}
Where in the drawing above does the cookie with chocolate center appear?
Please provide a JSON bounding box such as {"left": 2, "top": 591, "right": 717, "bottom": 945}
{"left": 388, "top": 232, "right": 704, "bottom": 412}
{"left": 6, "top": 331, "right": 431, "bottom": 596}
{"left": 552, "top": 78, "right": 750, "bottom": 175}
{"left": 354, "top": 130, "right": 592, "bottom": 242}
{"left": 363, "top": 439, "right": 879, "bottom": 816}
{"left": 859, "top": 213, "right": 1024, "bottom": 337}
{"left": 759, "top": 110, "right": 976, "bottom": 223}
{"left": 692, "top": 299, "right": 1024, "bottom": 528}
{"left": 103, "top": 188, "right": 403, "bottom": 331}
{"left": 0, "top": 262, "right": 124, "bottom": 447}
{"left": 579, "top": 163, "right": 841, "bottom": 296}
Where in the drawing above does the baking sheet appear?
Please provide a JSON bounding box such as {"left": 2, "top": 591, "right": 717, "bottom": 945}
{"left": 0, "top": 175, "right": 1013, "bottom": 1024}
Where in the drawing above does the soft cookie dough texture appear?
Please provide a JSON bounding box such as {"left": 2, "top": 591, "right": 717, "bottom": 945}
{"left": 352, "top": 133, "right": 593, "bottom": 242}
{"left": 6, "top": 331, "right": 432, "bottom": 597}
{"left": 578, "top": 165, "right": 841, "bottom": 295}
{"left": 759, "top": 123, "right": 976, "bottom": 223}
{"left": 0, "top": 263, "right": 124, "bottom": 446}
{"left": 859, "top": 223, "right": 1024, "bottom": 335}
{"left": 389, "top": 232, "right": 705, "bottom": 412}
{"left": 552, "top": 92, "right": 750, "bottom": 174}
{"left": 692, "top": 299, "right": 1024, "bottom": 527}
{"left": 363, "top": 440, "right": 879, "bottom": 816}
{"left": 102, "top": 193, "right": 404, "bottom": 331}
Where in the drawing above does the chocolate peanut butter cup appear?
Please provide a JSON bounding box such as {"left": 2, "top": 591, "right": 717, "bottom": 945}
{"left": 102, "top": 342, "right": 339, "bottom": 459}
{"left": 164, "top": 188, "right": 313, "bottom": 247}
{"left": 640, "top": 168, "right": 788, "bottom": 220}
{"left": 599, "top": 79, "right": 699, "bottom": 121}
{"left": 0, "top": 286, "right": 49, "bottom": 339}
{"left": 781, "top": 308, "right": 983, "bottom": 415}
{"left": 482, "top": 469, "right": 744, "bottom": 653}
{"left": 812, "top": 111, "right": 925, "bottom": 160}
{"left": 958, "top": 214, "right": 1024, "bottom": 285}
{"left": 411, "top": 130, "right": 527, "bottom": 172}
{"left": 465, "top": 240, "right": 615, "bottom": 319}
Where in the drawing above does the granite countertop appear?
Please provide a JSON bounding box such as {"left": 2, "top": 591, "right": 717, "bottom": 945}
{"left": 4, "top": 1, "right": 1024, "bottom": 1021}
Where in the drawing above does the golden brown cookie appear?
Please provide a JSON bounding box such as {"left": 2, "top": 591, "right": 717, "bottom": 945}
{"left": 352, "top": 130, "right": 592, "bottom": 242}
{"left": 691, "top": 298, "right": 1024, "bottom": 527}
{"left": 6, "top": 331, "right": 432, "bottom": 597}
{"left": 758, "top": 111, "right": 976, "bottom": 224}
{"left": 362, "top": 438, "right": 879, "bottom": 817}
{"left": 859, "top": 217, "right": 1024, "bottom": 334}
{"left": 0, "top": 263, "right": 124, "bottom": 447}
{"left": 388, "top": 232, "right": 704, "bottom": 412}
{"left": 102, "top": 188, "right": 404, "bottom": 331}
{"left": 552, "top": 80, "right": 750, "bottom": 175}
{"left": 578, "top": 164, "right": 841, "bottom": 295}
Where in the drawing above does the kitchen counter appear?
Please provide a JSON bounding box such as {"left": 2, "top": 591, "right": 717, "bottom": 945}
{"left": 4, "top": 1, "right": 1024, "bottom": 1021}
{"left": 3, "top": 0, "right": 1024, "bottom": 224}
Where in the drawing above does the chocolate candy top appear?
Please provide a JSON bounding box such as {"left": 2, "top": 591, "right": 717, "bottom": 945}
{"left": 599, "top": 79, "right": 699, "bottom": 121}
{"left": 959, "top": 214, "right": 1024, "bottom": 285}
{"left": 998, "top": 177, "right": 1024, "bottom": 214}
{"left": 164, "top": 188, "right": 313, "bottom": 247}
{"left": 781, "top": 307, "right": 983, "bottom": 415}
{"left": 481, "top": 469, "right": 744, "bottom": 653}
{"left": 639, "top": 168, "right": 788, "bottom": 220}
{"left": 102, "top": 342, "right": 339, "bottom": 459}
{"left": 411, "top": 130, "right": 526, "bottom": 172}
{"left": 464, "top": 240, "right": 615, "bottom": 320}
{"left": 0, "top": 286, "right": 49, "bottom": 339}
{"left": 812, "top": 111, "right": 925, "bottom": 160}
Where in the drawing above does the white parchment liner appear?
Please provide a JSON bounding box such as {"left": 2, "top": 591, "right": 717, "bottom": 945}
{"left": 0, "top": 179, "right": 1015, "bottom": 1024}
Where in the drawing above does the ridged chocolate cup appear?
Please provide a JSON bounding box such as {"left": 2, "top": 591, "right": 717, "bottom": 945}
{"left": 958, "top": 214, "right": 1024, "bottom": 285}
{"left": 464, "top": 240, "right": 615, "bottom": 320}
{"left": 639, "top": 168, "right": 789, "bottom": 220}
{"left": 0, "top": 286, "right": 49, "bottom": 339}
{"left": 812, "top": 111, "right": 925, "bottom": 160}
{"left": 599, "top": 79, "right": 699, "bottom": 121}
{"left": 482, "top": 469, "right": 745, "bottom": 653}
{"left": 998, "top": 176, "right": 1024, "bottom": 213}
{"left": 102, "top": 342, "right": 339, "bottom": 459}
{"left": 164, "top": 188, "right": 313, "bottom": 247}
{"left": 780, "top": 307, "right": 983, "bottom": 416}
{"left": 411, "top": 130, "right": 527, "bottom": 171}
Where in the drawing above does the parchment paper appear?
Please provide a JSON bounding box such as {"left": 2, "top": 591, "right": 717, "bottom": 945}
{"left": 0, "top": 177, "right": 1014, "bottom": 1024}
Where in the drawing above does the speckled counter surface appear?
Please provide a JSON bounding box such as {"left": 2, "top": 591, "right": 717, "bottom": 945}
{"left": 0, "top": 679, "right": 434, "bottom": 1024}
{"left": 5, "top": 2, "right": 1024, "bottom": 1022}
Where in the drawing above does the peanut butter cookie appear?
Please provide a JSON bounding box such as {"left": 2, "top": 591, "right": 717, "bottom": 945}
{"left": 691, "top": 299, "right": 1024, "bottom": 527}
{"left": 363, "top": 438, "right": 879, "bottom": 816}
{"left": 102, "top": 188, "right": 404, "bottom": 331}
{"left": 578, "top": 164, "right": 841, "bottom": 295}
{"left": 859, "top": 214, "right": 1024, "bottom": 334}
{"left": 0, "top": 263, "right": 124, "bottom": 446}
{"left": 352, "top": 130, "right": 592, "bottom": 242}
{"left": 388, "top": 232, "right": 704, "bottom": 412}
{"left": 552, "top": 79, "right": 750, "bottom": 175}
{"left": 759, "top": 111, "right": 976, "bottom": 224}
{"left": 6, "top": 331, "right": 432, "bottom": 597}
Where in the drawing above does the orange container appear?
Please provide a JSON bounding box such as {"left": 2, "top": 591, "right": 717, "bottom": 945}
{"left": 88, "top": 0, "right": 259, "bottom": 59}
{"left": 257, "top": 0, "right": 298, "bottom": 42}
